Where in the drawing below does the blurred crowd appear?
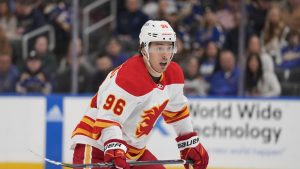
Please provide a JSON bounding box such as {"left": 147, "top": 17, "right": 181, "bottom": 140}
{"left": 0, "top": 0, "right": 300, "bottom": 96}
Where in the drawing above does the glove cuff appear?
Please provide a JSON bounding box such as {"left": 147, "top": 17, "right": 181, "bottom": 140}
{"left": 176, "top": 132, "right": 198, "bottom": 141}
{"left": 176, "top": 132, "right": 200, "bottom": 151}
{"left": 104, "top": 139, "right": 127, "bottom": 153}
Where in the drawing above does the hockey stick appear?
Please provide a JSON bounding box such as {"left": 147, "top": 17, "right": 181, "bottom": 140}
{"left": 29, "top": 149, "right": 193, "bottom": 168}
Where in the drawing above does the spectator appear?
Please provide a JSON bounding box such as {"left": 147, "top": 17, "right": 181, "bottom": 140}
{"left": 43, "top": 1, "right": 71, "bottom": 57}
{"left": 0, "top": 26, "right": 11, "bottom": 55}
{"left": 245, "top": 53, "right": 281, "bottom": 97}
{"left": 33, "top": 36, "right": 57, "bottom": 78}
{"left": 179, "top": 0, "right": 204, "bottom": 29}
{"left": 58, "top": 38, "right": 94, "bottom": 74}
{"left": 209, "top": 50, "right": 239, "bottom": 96}
{"left": 246, "top": 0, "right": 271, "bottom": 36}
{"left": 0, "top": 0, "right": 18, "bottom": 40}
{"left": 247, "top": 34, "right": 274, "bottom": 72}
{"left": 105, "top": 37, "right": 129, "bottom": 68}
{"left": 282, "top": 0, "right": 300, "bottom": 31}
{"left": 89, "top": 54, "right": 113, "bottom": 93}
{"left": 172, "top": 37, "right": 189, "bottom": 66}
{"left": 14, "top": 0, "right": 47, "bottom": 62}
{"left": 0, "top": 26, "right": 20, "bottom": 68}
{"left": 223, "top": 12, "right": 254, "bottom": 56}
{"left": 115, "top": 0, "right": 149, "bottom": 46}
{"left": 16, "top": 52, "right": 52, "bottom": 95}
{"left": 279, "top": 30, "right": 300, "bottom": 70}
{"left": 199, "top": 41, "right": 219, "bottom": 80}
{"left": 56, "top": 39, "right": 92, "bottom": 93}
{"left": 176, "top": 25, "right": 191, "bottom": 50}
{"left": 143, "top": 0, "right": 177, "bottom": 21}
{"left": 15, "top": 0, "right": 46, "bottom": 35}
{"left": 261, "top": 4, "right": 289, "bottom": 64}
{"left": 215, "top": 0, "right": 240, "bottom": 32}
{"left": 184, "top": 57, "right": 209, "bottom": 96}
{"left": 195, "top": 8, "right": 225, "bottom": 49}
{"left": 161, "top": 0, "right": 176, "bottom": 18}
{"left": 43, "top": 1, "right": 70, "bottom": 33}
{"left": 0, "top": 52, "right": 19, "bottom": 93}
{"left": 142, "top": 0, "right": 158, "bottom": 20}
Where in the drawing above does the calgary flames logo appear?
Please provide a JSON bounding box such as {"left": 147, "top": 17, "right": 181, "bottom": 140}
{"left": 136, "top": 100, "right": 169, "bottom": 138}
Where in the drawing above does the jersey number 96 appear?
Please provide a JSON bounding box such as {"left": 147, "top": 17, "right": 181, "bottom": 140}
{"left": 103, "top": 94, "right": 126, "bottom": 116}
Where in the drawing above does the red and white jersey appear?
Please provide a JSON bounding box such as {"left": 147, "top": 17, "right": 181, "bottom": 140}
{"left": 72, "top": 55, "right": 193, "bottom": 158}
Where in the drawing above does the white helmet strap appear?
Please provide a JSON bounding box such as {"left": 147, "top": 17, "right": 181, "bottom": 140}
{"left": 142, "top": 42, "right": 175, "bottom": 75}
{"left": 143, "top": 43, "right": 162, "bottom": 75}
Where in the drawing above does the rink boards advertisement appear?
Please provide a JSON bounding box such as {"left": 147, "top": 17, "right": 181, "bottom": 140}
{"left": 0, "top": 96, "right": 299, "bottom": 169}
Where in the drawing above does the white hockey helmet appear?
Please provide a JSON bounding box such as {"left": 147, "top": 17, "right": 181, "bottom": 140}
{"left": 139, "top": 20, "right": 177, "bottom": 54}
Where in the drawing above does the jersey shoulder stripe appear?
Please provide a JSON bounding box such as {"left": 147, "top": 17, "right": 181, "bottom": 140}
{"left": 115, "top": 55, "right": 185, "bottom": 96}
{"left": 163, "top": 61, "right": 184, "bottom": 85}
{"left": 115, "top": 55, "right": 154, "bottom": 96}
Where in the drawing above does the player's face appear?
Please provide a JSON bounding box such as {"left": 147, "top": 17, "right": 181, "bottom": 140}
{"left": 148, "top": 41, "right": 174, "bottom": 73}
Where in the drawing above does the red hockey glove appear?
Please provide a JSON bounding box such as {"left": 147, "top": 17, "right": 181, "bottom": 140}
{"left": 176, "top": 132, "right": 209, "bottom": 169}
{"left": 104, "top": 139, "right": 129, "bottom": 169}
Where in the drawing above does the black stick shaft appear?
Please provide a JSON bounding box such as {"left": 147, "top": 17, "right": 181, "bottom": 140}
{"left": 29, "top": 149, "right": 193, "bottom": 168}
{"left": 59, "top": 159, "right": 193, "bottom": 168}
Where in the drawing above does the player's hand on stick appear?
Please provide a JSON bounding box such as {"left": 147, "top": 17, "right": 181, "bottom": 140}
{"left": 176, "top": 132, "right": 209, "bottom": 169}
{"left": 104, "top": 139, "right": 129, "bottom": 169}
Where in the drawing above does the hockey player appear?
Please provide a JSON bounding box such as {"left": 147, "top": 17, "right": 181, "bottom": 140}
{"left": 71, "top": 20, "right": 209, "bottom": 169}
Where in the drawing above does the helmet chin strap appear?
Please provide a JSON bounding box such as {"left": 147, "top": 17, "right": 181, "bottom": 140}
{"left": 144, "top": 52, "right": 162, "bottom": 77}
{"left": 143, "top": 45, "right": 162, "bottom": 77}
{"left": 142, "top": 43, "right": 176, "bottom": 77}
